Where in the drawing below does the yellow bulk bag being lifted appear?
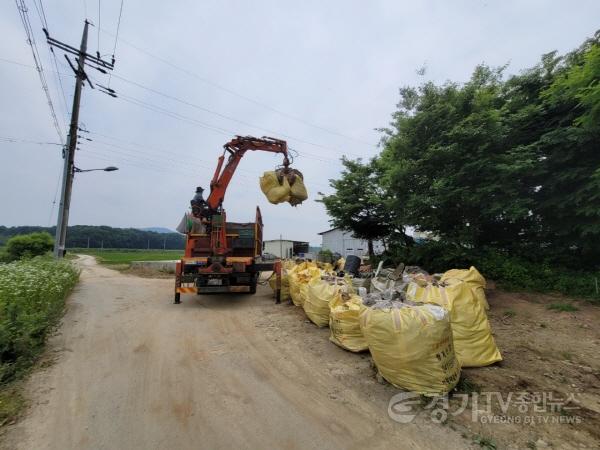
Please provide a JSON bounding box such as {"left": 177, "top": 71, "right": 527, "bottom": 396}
{"left": 303, "top": 278, "right": 337, "bottom": 327}
{"left": 359, "top": 304, "right": 460, "bottom": 395}
{"left": 289, "top": 175, "right": 308, "bottom": 206}
{"left": 329, "top": 293, "right": 368, "bottom": 352}
{"left": 406, "top": 281, "right": 502, "bottom": 367}
{"left": 260, "top": 171, "right": 291, "bottom": 204}
{"left": 441, "top": 266, "right": 489, "bottom": 310}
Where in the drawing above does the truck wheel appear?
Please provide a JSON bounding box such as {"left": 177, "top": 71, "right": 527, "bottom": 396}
{"left": 174, "top": 293, "right": 181, "bottom": 304}
{"left": 249, "top": 274, "right": 258, "bottom": 294}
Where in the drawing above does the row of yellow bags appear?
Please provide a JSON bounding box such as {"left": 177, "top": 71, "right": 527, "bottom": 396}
{"left": 270, "top": 262, "right": 500, "bottom": 396}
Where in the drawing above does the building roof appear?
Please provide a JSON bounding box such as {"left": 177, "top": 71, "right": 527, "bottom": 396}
{"left": 317, "top": 226, "right": 341, "bottom": 235}
{"left": 263, "top": 239, "right": 308, "bottom": 244}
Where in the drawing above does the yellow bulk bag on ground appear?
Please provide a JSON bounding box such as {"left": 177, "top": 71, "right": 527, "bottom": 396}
{"left": 289, "top": 266, "right": 320, "bottom": 307}
{"left": 441, "top": 266, "right": 489, "bottom": 310}
{"left": 359, "top": 304, "right": 460, "bottom": 395}
{"left": 406, "top": 281, "right": 502, "bottom": 367}
{"left": 268, "top": 273, "right": 291, "bottom": 302}
{"left": 282, "top": 260, "right": 296, "bottom": 271}
{"left": 289, "top": 274, "right": 302, "bottom": 306}
{"left": 318, "top": 262, "right": 335, "bottom": 274}
{"left": 298, "top": 282, "right": 310, "bottom": 307}
{"left": 303, "top": 278, "right": 338, "bottom": 327}
{"left": 329, "top": 293, "right": 368, "bottom": 352}
{"left": 259, "top": 171, "right": 291, "bottom": 204}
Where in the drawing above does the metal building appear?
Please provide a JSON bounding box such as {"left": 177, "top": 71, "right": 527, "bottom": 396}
{"left": 318, "top": 227, "right": 384, "bottom": 257}
{"left": 263, "top": 239, "right": 310, "bottom": 259}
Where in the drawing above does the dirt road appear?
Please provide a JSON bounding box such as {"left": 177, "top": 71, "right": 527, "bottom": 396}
{"left": 1, "top": 256, "right": 469, "bottom": 450}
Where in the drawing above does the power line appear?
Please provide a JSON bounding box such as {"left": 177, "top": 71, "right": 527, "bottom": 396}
{"left": 111, "top": 0, "right": 124, "bottom": 58}
{"left": 97, "top": 0, "right": 101, "bottom": 53}
{"left": 49, "top": 47, "right": 71, "bottom": 122}
{"left": 0, "top": 56, "right": 69, "bottom": 76}
{"left": 110, "top": 72, "right": 361, "bottom": 159}
{"left": 30, "top": 0, "right": 71, "bottom": 126}
{"left": 99, "top": 27, "right": 374, "bottom": 148}
{"left": 17, "top": 0, "right": 69, "bottom": 225}
{"left": 1, "top": 55, "right": 342, "bottom": 165}
{"left": 1, "top": 132, "right": 330, "bottom": 189}
{"left": 83, "top": 133, "right": 330, "bottom": 189}
{"left": 32, "top": 0, "right": 48, "bottom": 28}
{"left": 117, "top": 93, "right": 234, "bottom": 136}
{"left": 112, "top": 90, "right": 339, "bottom": 164}
{"left": 80, "top": 148, "right": 258, "bottom": 189}
{"left": 14, "top": 0, "right": 65, "bottom": 143}
{"left": 0, "top": 135, "right": 62, "bottom": 145}
{"left": 0, "top": 57, "right": 33, "bottom": 69}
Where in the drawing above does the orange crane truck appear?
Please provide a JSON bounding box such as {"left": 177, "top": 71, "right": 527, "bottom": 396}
{"left": 174, "top": 136, "right": 300, "bottom": 304}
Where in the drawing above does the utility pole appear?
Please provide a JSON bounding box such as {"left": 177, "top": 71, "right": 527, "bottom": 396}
{"left": 45, "top": 21, "right": 115, "bottom": 258}
{"left": 87, "top": 236, "right": 90, "bottom": 248}
{"left": 163, "top": 237, "right": 167, "bottom": 250}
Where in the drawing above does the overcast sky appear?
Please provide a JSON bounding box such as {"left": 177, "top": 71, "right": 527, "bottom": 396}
{"left": 1, "top": 0, "right": 599, "bottom": 245}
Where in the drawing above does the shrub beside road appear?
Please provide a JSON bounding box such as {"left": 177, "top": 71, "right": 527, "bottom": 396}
{"left": 0, "top": 257, "right": 79, "bottom": 423}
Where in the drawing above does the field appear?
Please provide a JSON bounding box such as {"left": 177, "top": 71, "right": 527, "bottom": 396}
{"left": 71, "top": 249, "right": 183, "bottom": 265}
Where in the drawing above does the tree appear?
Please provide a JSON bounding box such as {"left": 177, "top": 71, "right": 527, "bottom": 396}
{"left": 376, "top": 32, "right": 600, "bottom": 269}
{"left": 534, "top": 40, "right": 600, "bottom": 263}
{"left": 379, "top": 65, "right": 539, "bottom": 250}
{"left": 319, "top": 158, "right": 394, "bottom": 257}
{"left": 4, "top": 232, "right": 54, "bottom": 261}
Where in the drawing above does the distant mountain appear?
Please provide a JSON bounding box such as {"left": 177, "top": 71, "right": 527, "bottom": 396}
{"left": 0, "top": 225, "right": 185, "bottom": 249}
{"left": 139, "top": 227, "right": 176, "bottom": 234}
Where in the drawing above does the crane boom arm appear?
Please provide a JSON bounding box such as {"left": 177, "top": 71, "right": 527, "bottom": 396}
{"left": 206, "top": 136, "right": 289, "bottom": 210}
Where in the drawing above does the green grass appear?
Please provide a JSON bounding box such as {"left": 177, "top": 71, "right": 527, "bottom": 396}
{"left": 547, "top": 302, "right": 579, "bottom": 312}
{"left": 72, "top": 248, "right": 183, "bottom": 265}
{"left": 0, "top": 386, "right": 25, "bottom": 425}
{"left": 473, "top": 436, "right": 497, "bottom": 450}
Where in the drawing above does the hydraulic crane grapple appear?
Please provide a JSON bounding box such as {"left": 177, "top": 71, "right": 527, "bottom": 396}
{"left": 173, "top": 135, "right": 304, "bottom": 304}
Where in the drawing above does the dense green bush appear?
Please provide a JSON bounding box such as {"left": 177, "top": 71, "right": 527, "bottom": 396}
{"left": 318, "top": 248, "right": 333, "bottom": 262}
{"left": 324, "top": 33, "right": 600, "bottom": 297}
{"left": 0, "top": 257, "right": 79, "bottom": 382}
{"left": 3, "top": 232, "right": 54, "bottom": 262}
{"left": 380, "top": 241, "right": 600, "bottom": 301}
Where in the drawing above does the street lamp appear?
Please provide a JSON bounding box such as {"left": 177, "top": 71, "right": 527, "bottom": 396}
{"left": 74, "top": 166, "right": 119, "bottom": 173}
{"left": 53, "top": 165, "right": 119, "bottom": 258}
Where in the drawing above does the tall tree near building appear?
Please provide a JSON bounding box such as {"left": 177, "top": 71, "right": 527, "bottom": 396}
{"left": 377, "top": 31, "right": 600, "bottom": 267}
{"left": 318, "top": 158, "right": 394, "bottom": 257}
